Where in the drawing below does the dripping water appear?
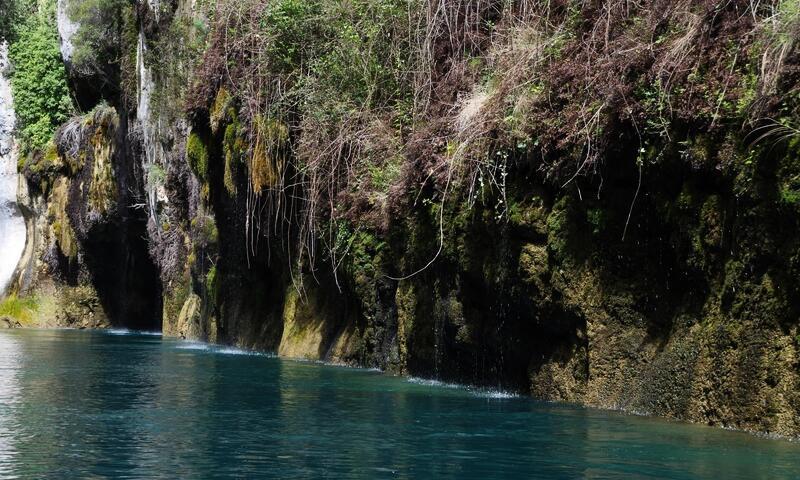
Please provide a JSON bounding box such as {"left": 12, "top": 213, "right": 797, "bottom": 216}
{"left": 136, "top": 27, "right": 164, "bottom": 226}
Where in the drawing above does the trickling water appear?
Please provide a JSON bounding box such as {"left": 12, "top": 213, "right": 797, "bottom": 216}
{"left": 136, "top": 30, "right": 153, "bottom": 129}
{"left": 136, "top": 28, "right": 165, "bottom": 222}
{"left": 55, "top": 0, "right": 78, "bottom": 62}
{"left": 0, "top": 42, "right": 26, "bottom": 296}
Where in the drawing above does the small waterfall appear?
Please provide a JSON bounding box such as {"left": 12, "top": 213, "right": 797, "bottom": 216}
{"left": 0, "top": 42, "right": 26, "bottom": 295}
{"left": 56, "top": 0, "right": 79, "bottom": 62}
{"left": 136, "top": 27, "right": 165, "bottom": 223}
{"left": 136, "top": 29, "right": 153, "bottom": 129}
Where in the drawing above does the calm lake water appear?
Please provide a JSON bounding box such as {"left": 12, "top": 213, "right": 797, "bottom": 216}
{"left": 0, "top": 329, "right": 798, "bottom": 479}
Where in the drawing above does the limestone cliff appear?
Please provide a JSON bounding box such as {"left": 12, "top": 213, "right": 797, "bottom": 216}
{"left": 3, "top": 0, "right": 800, "bottom": 437}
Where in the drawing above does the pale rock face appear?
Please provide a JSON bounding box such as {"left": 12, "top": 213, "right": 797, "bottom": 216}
{"left": 137, "top": 30, "right": 153, "bottom": 127}
{"left": 148, "top": 0, "right": 161, "bottom": 22}
{"left": 136, "top": 29, "right": 165, "bottom": 220}
{"left": 56, "top": 0, "right": 79, "bottom": 63}
{"left": 0, "top": 42, "right": 27, "bottom": 295}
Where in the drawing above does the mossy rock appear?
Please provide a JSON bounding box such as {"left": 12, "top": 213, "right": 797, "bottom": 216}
{"left": 250, "top": 115, "right": 288, "bottom": 192}
{"left": 519, "top": 243, "right": 550, "bottom": 296}
{"left": 186, "top": 131, "right": 209, "bottom": 181}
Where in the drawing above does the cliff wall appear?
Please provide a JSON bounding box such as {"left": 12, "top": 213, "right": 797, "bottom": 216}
{"left": 2, "top": 0, "right": 799, "bottom": 436}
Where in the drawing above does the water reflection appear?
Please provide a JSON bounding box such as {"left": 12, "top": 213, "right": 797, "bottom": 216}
{"left": 0, "top": 329, "right": 799, "bottom": 479}
{"left": 0, "top": 333, "right": 22, "bottom": 478}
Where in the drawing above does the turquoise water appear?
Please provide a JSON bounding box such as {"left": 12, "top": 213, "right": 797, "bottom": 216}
{"left": 0, "top": 329, "right": 798, "bottom": 479}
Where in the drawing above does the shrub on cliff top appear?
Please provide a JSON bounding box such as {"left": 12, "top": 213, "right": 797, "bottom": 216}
{"left": 191, "top": 0, "right": 414, "bottom": 267}
{"left": 8, "top": 4, "right": 72, "bottom": 151}
{"left": 0, "top": 0, "right": 35, "bottom": 41}
{"left": 68, "top": 0, "right": 131, "bottom": 79}
{"left": 190, "top": 0, "right": 800, "bottom": 278}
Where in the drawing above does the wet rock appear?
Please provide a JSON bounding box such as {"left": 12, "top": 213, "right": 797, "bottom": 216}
{"left": 0, "top": 316, "right": 20, "bottom": 329}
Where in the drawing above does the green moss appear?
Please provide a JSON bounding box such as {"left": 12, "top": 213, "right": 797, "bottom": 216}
{"left": 26, "top": 140, "right": 67, "bottom": 191}
{"left": 222, "top": 111, "right": 246, "bottom": 196}
{"left": 205, "top": 265, "right": 219, "bottom": 305}
{"left": 586, "top": 207, "right": 607, "bottom": 235}
{"left": 736, "top": 71, "right": 758, "bottom": 116}
{"left": 519, "top": 243, "right": 549, "bottom": 293}
{"left": 546, "top": 196, "right": 577, "bottom": 262}
{"left": 145, "top": 163, "right": 166, "bottom": 193}
{"left": 507, "top": 196, "right": 547, "bottom": 235}
{"left": 778, "top": 148, "right": 800, "bottom": 206}
{"left": 699, "top": 195, "right": 723, "bottom": 248}
{"left": 191, "top": 214, "right": 219, "bottom": 248}
{"left": 118, "top": 4, "right": 139, "bottom": 109}
{"left": 210, "top": 87, "right": 233, "bottom": 134}
{"left": 187, "top": 132, "right": 209, "bottom": 181}
{"left": 48, "top": 178, "right": 78, "bottom": 260}
{"left": 350, "top": 230, "right": 385, "bottom": 274}
{"left": 394, "top": 281, "right": 415, "bottom": 373}
{"left": 162, "top": 280, "right": 190, "bottom": 335}
{"left": 204, "top": 219, "right": 218, "bottom": 245}
{"left": 68, "top": 111, "right": 120, "bottom": 215}
{"left": 250, "top": 115, "right": 289, "bottom": 191}
{"left": 780, "top": 185, "right": 800, "bottom": 205}
{"left": 0, "top": 295, "right": 40, "bottom": 325}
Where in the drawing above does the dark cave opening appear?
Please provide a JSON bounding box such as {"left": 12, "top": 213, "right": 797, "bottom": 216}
{"left": 83, "top": 217, "right": 163, "bottom": 331}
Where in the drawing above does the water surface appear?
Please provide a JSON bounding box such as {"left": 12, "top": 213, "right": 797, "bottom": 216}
{"left": 0, "top": 329, "right": 798, "bottom": 479}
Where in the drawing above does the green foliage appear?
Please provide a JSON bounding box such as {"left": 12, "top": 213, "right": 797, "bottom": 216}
{"left": 546, "top": 196, "right": 579, "bottom": 262}
{"left": 212, "top": 0, "right": 413, "bottom": 118}
{"left": 261, "top": 0, "right": 320, "bottom": 74}
{"left": 186, "top": 132, "right": 209, "bottom": 181}
{"left": 0, "top": 294, "right": 39, "bottom": 325}
{"left": 0, "top": 0, "right": 35, "bottom": 41}
{"left": 368, "top": 155, "right": 401, "bottom": 192}
{"left": 198, "top": 215, "right": 218, "bottom": 245}
{"left": 8, "top": 7, "right": 72, "bottom": 151}
{"left": 68, "top": 0, "right": 131, "bottom": 78}
{"left": 23, "top": 140, "right": 65, "bottom": 190}
{"left": 347, "top": 229, "right": 385, "bottom": 277}
{"left": 331, "top": 220, "right": 385, "bottom": 278}
{"left": 294, "top": 0, "right": 413, "bottom": 117}
{"left": 772, "top": 0, "right": 800, "bottom": 45}
{"left": 205, "top": 265, "right": 218, "bottom": 303}
{"left": 148, "top": 12, "right": 209, "bottom": 122}
{"left": 222, "top": 108, "right": 245, "bottom": 196}
{"left": 780, "top": 185, "right": 800, "bottom": 205}
{"left": 145, "top": 162, "right": 166, "bottom": 192}
{"left": 586, "top": 208, "right": 608, "bottom": 235}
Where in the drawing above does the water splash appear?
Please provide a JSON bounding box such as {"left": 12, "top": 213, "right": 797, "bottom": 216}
{"left": 175, "top": 341, "right": 273, "bottom": 357}
{"left": 105, "top": 329, "right": 163, "bottom": 336}
{"left": 407, "top": 376, "right": 520, "bottom": 399}
{"left": 0, "top": 42, "right": 26, "bottom": 296}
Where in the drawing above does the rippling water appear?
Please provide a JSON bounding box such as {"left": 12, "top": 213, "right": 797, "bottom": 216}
{"left": 0, "top": 329, "right": 798, "bottom": 479}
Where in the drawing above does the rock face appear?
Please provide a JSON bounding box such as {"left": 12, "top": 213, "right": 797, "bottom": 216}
{"left": 0, "top": 316, "right": 21, "bottom": 329}
{"left": 13, "top": 105, "right": 162, "bottom": 330}
{"left": 7, "top": 0, "right": 800, "bottom": 438}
